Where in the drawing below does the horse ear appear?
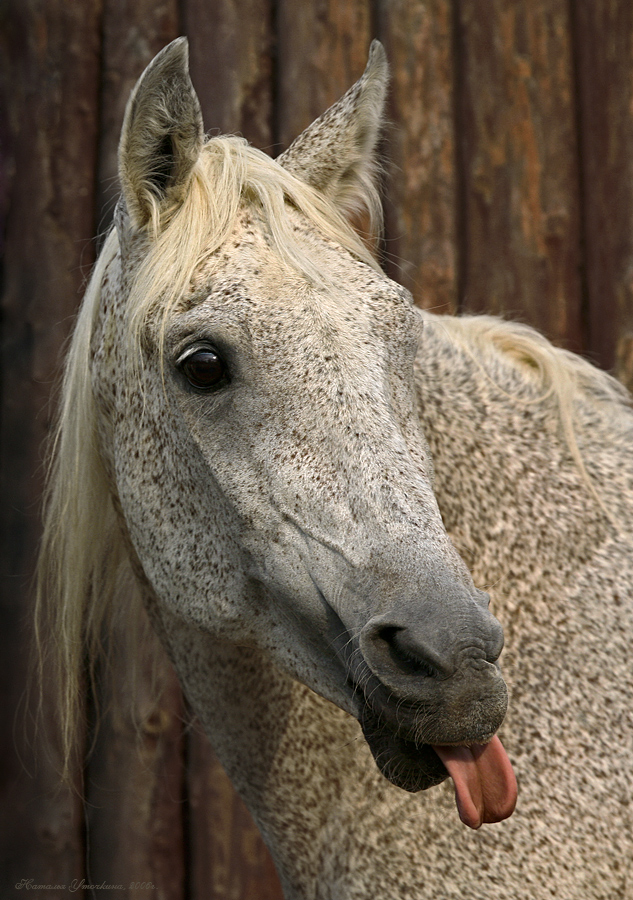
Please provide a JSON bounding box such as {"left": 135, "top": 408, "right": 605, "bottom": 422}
{"left": 118, "top": 37, "right": 204, "bottom": 230}
{"left": 278, "top": 41, "right": 388, "bottom": 222}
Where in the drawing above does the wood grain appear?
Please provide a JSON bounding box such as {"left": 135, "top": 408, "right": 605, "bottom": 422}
{"left": 183, "top": 0, "right": 274, "bottom": 148}
{"left": 573, "top": 0, "right": 633, "bottom": 369}
{"left": 0, "top": 0, "right": 101, "bottom": 890}
{"left": 187, "top": 725, "right": 284, "bottom": 900}
{"left": 85, "top": 625, "right": 186, "bottom": 899}
{"left": 377, "top": 0, "right": 458, "bottom": 312}
{"left": 455, "top": 0, "right": 583, "bottom": 349}
{"left": 275, "top": 0, "right": 373, "bottom": 151}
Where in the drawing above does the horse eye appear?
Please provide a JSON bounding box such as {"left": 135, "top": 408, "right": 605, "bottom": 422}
{"left": 179, "top": 348, "right": 228, "bottom": 390}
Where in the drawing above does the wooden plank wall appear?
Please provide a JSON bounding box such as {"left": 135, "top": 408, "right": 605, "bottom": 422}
{"left": 2, "top": 1, "right": 633, "bottom": 897}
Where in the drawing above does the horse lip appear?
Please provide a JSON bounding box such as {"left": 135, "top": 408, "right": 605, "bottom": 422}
{"left": 348, "top": 672, "right": 504, "bottom": 743}
{"left": 355, "top": 679, "right": 508, "bottom": 793}
{"left": 359, "top": 700, "right": 448, "bottom": 793}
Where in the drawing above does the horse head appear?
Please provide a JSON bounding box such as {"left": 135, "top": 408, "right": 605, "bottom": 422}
{"left": 89, "top": 38, "right": 515, "bottom": 827}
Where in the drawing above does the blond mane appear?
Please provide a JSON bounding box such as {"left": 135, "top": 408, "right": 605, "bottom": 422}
{"left": 34, "top": 229, "right": 131, "bottom": 777}
{"left": 437, "top": 314, "right": 632, "bottom": 535}
{"left": 440, "top": 314, "right": 630, "bottom": 408}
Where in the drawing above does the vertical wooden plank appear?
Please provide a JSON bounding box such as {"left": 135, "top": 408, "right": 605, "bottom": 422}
{"left": 377, "top": 0, "right": 458, "bottom": 312}
{"left": 95, "top": 0, "right": 179, "bottom": 235}
{"left": 187, "top": 725, "right": 284, "bottom": 900}
{"left": 573, "top": 1, "right": 633, "bottom": 371}
{"left": 615, "top": 334, "right": 633, "bottom": 393}
{"left": 276, "top": 0, "right": 373, "bottom": 151}
{"left": 455, "top": 1, "right": 583, "bottom": 348}
{"left": 183, "top": 0, "right": 274, "bottom": 147}
{"left": 0, "top": 0, "right": 102, "bottom": 889}
{"left": 85, "top": 625, "right": 186, "bottom": 900}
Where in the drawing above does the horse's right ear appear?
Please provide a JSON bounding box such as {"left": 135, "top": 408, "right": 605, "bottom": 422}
{"left": 118, "top": 37, "right": 204, "bottom": 231}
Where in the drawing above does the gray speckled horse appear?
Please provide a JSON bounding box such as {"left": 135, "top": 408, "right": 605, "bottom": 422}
{"left": 39, "top": 38, "right": 633, "bottom": 899}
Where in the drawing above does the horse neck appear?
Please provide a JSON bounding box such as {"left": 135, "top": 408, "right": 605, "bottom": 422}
{"left": 414, "top": 313, "right": 615, "bottom": 595}
{"left": 156, "top": 608, "right": 382, "bottom": 898}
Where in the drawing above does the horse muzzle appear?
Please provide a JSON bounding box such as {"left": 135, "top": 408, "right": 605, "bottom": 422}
{"left": 335, "top": 587, "right": 509, "bottom": 793}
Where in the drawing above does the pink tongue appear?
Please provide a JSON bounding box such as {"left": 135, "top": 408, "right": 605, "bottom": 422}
{"left": 432, "top": 736, "right": 517, "bottom": 829}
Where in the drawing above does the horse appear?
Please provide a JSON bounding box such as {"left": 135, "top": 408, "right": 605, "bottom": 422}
{"left": 37, "top": 37, "right": 633, "bottom": 899}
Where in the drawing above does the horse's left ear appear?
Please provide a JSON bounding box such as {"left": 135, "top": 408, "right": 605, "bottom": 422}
{"left": 118, "top": 37, "right": 204, "bottom": 230}
{"left": 278, "top": 41, "right": 388, "bottom": 222}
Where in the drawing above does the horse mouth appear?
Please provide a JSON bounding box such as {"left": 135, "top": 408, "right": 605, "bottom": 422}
{"left": 318, "top": 593, "right": 510, "bottom": 795}
{"left": 348, "top": 667, "right": 507, "bottom": 794}
{"left": 359, "top": 701, "right": 448, "bottom": 792}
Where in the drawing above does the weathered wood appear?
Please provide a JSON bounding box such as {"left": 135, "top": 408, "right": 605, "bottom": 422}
{"left": 183, "top": 0, "right": 274, "bottom": 148}
{"left": 573, "top": 1, "right": 633, "bottom": 370}
{"left": 455, "top": 0, "right": 583, "bottom": 349}
{"left": 275, "top": 0, "right": 372, "bottom": 151}
{"left": 615, "top": 333, "right": 633, "bottom": 395}
{"left": 85, "top": 627, "right": 186, "bottom": 899}
{"left": 95, "top": 0, "right": 179, "bottom": 235}
{"left": 0, "top": 0, "right": 102, "bottom": 889}
{"left": 377, "top": 0, "right": 458, "bottom": 313}
{"left": 187, "top": 726, "right": 284, "bottom": 900}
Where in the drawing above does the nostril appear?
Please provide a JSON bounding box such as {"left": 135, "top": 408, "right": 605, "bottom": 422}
{"left": 377, "top": 626, "right": 442, "bottom": 679}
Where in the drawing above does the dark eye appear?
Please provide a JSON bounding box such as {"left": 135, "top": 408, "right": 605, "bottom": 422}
{"left": 179, "top": 348, "right": 228, "bottom": 390}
